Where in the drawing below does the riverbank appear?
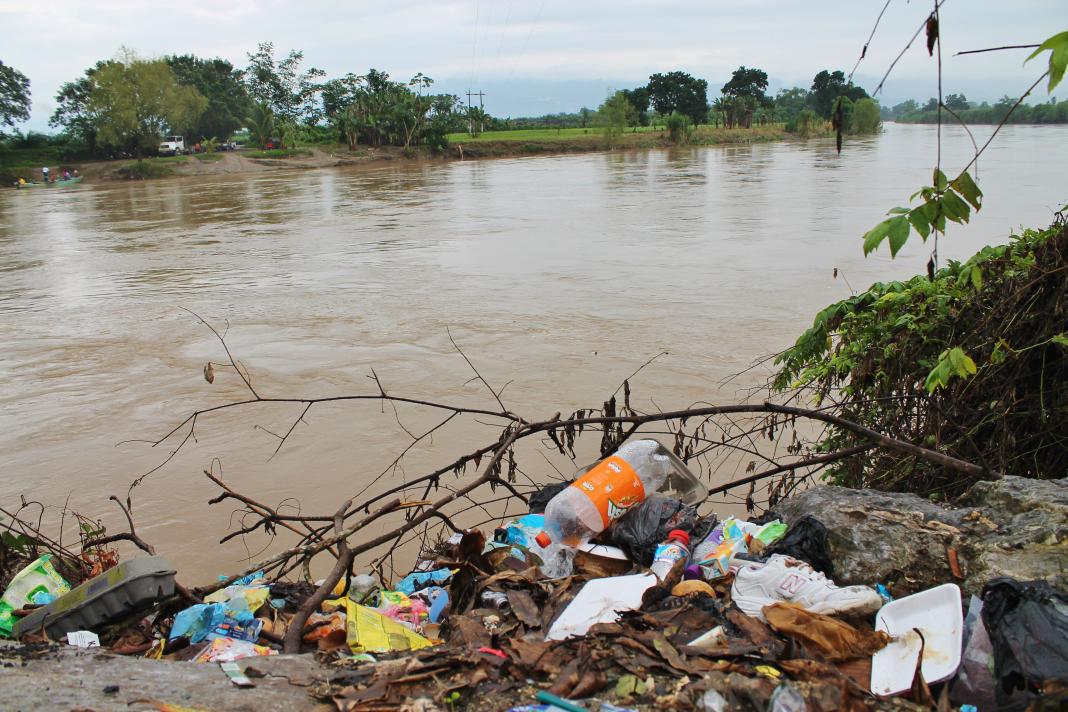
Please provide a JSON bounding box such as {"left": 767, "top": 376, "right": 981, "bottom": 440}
{"left": 5, "top": 124, "right": 802, "bottom": 185}
{"left": 3, "top": 475, "right": 1064, "bottom": 710}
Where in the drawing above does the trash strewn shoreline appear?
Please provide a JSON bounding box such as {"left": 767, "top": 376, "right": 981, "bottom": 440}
{"left": 3, "top": 439, "right": 1065, "bottom": 711}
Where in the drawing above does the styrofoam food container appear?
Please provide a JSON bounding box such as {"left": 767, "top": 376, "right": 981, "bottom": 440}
{"left": 870, "top": 583, "right": 963, "bottom": 696}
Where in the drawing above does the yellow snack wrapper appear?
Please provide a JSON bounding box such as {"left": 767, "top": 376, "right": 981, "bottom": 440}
{"left": 345, "top": 599, "right": 433, "bottom": 653}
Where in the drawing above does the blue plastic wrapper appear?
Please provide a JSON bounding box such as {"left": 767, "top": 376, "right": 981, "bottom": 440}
{"left": 495, "top": 514, "right": 545, "bottom": 548}
{"left": 424, "top": 586, "right": 449, "bottom": 623}
{"left": 221, "top": 570, "right": 265, "bottom": 587}
{"left": 207, "top": 617, "right": 263, "bottom": 643}
{"left": 170, "top": 597, "right": 257, "bottom": 642}
{"left": 394, "top": 568, "right": 453, "bottom": 595}
{"left": 30, "top": 591, "right": 57, "bottom": 606}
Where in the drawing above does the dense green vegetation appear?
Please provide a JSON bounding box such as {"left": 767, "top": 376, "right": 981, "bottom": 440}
{"left": 88, "top": 50, "right": 207, "bottom": 161}
{"left": 889, "top": 95, "right": 1068, "bottom": 124}
{"left": 774, "top": 218, "right": 1068, "bottom": 495}
{"left": 3, "top": 46, "right": 881, "bottom": 171}
{"left": 0, "top": 60, "right": 31, "bottom": 131}
{"left": 773, "top": 30, "right": 1068, "bottom": 496}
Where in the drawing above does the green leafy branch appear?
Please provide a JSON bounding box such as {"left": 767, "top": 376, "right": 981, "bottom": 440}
{"left": 861, "top": 29, "right": 1065, "bottom": 261}
{"left": 863, "top": 168, "right": 983, "bottom": 258}
{"left": 1028, "top": 31, "right": 1068, "bottom": 92}
{"left": 924, "top": 347, "right": 977, "bottom": 393}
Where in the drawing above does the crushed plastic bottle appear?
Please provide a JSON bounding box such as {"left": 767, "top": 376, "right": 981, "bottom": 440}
{"left": 649, "top": 529, "right": 690, "bottom": 581}
{"left": 535, "top": 439, "right": 680, "bottom": 577}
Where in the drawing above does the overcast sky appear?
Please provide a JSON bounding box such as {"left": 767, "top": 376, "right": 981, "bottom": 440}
{"left": 4, "top": 0, "right": 1065, "bottom": 130}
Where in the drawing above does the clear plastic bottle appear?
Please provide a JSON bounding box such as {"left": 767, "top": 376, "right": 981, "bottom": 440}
{"left": 650, "top": 529, "right": 691, "bottom": 581}
{"left": 535, "top": 439, "right": 677, "bottom": 577}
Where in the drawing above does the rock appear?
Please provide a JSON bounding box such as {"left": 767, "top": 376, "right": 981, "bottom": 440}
{"left": 958, "top": 477, "right": 1068, "bottom": 593}
{"left": 0, "top": 641, "right": 332, "bottom": 711}
{"left": 773, "top": 476, "right": 1067, "bottom": 596}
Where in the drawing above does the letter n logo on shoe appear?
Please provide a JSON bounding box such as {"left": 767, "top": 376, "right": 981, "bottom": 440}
{"left": 777, "top": 573, "right": 806, "bottom": 598}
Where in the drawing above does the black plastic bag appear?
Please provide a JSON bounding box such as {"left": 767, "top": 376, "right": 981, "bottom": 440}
{"left": 601, "top": 494, "right": 701, "bottom": 566}
{"left": 528, "top": 481, "right": 570, "bottom": 514}
{"left": 764, "top": 515, "right": 835, "bottom": 578}
{"left": 981, "top": 577, "right": 1068, "bottom": 705}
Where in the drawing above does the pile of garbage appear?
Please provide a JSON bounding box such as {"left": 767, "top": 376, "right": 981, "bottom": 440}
{"left": 2, "top": 440, "right": 1067, "bottom": 711}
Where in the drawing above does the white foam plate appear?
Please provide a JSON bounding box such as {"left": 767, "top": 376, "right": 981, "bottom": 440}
{"left": 870, "top": 583, "right": 963, "bottom": 696}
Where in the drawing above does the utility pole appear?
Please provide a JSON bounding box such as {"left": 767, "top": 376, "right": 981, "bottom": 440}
{"left": 466, "top": 90, "right": 486, "bottom": 134}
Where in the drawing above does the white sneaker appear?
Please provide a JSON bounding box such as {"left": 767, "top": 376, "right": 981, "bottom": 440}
{"left": 731, "top": 554, "right": 883, "bottom": 620}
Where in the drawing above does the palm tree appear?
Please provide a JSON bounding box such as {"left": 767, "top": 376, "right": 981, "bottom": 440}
{"left": 248, "top": 102, "right": 275, "bottom": 149}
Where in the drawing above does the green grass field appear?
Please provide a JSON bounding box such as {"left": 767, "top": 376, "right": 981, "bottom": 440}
{"left": 445, "top": 126, "right": 662, "bottom": 143}
{"left": 444, "top": 124, "right": 794, "bottom": 145}
{"left": 194, "top": 152, "right": 225, "bottom": 162}
{"left": 244, "top": 148, "right": 313, "bottom": 159}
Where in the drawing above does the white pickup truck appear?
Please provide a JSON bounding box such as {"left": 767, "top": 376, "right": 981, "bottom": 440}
{"left": 158, "top": 136, "right": 186, "bottom": 156}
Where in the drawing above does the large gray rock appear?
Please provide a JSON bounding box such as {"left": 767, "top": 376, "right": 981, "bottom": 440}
{"left": 774, "top": 476, "right": 1067, "bottom": 597}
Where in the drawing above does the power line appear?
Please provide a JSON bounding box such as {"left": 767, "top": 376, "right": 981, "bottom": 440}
{"left": 505, "top": 0, "right": 548, "bottom": 83}
{"left": 469, "top": 0, "right": 480, "bottom": 90}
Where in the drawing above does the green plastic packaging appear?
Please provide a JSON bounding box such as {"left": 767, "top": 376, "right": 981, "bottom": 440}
{"left": 0, "top": 554, "right": 71, "bottom": 637}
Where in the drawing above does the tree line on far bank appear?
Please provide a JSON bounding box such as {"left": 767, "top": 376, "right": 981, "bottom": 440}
{"left": 5, "top": 43, "right": 1062, "bottom": 164}
{"left": 2, "top": 44, "right": 475, "bottom": 162}
{"left": 587, "top": 67, "right": 879, "bottom": 141}
{"left": 883, "top": 93, "right": 1068, "bottom": 124}
{"left": 1, "top": 47, "right": 884, "bottom": 161}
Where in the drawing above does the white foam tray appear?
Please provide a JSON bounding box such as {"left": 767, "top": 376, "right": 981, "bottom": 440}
{"left": 870, "top": 583, "right": 963, "bottom": 696}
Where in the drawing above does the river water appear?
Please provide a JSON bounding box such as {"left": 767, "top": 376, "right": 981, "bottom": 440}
{"left": 1, "top": 123, "right": 1065, "bottom": 579}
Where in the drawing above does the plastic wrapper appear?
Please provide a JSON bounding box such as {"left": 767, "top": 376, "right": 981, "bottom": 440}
{"left": 981, "top": 577, "right": 1068, "bottom": 707}
{"left": 950, "top": 595, "right": 997, "bottom": 710}
{"left": 170, "top": 587, "right": 268, "bottom": 643}
{"left": 345, "top": 599, "right": 433, "bottom": 653}
{"left": 764, "top": 515, "right": 834, "bottom": 577}
{"left": 193, "top": 636, "right": 277, "bottom": 663}
{"left": 0, "top": 554, "right": 70, "bottom": 637}
{"left": 395, "top": 568, "right": 453, "bottom": 595}
{"left": 602, "top": 494, "right": 699, "bottom": 566}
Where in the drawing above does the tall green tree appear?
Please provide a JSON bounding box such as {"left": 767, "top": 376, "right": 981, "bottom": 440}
{"left": 0, "top": 60, "right": 31, "bottom": 133}
{"left": 720, "top": 66, "right": 771, "bottom": 128}
{"left": 326, "top": 69, "right": 453, "bottom": 149}
{"left": 579, "top": 107, "right": 592, "bottom": 128}
{"left": 89, "top": 50, "right": 207, "bottom": 160}
{"left": 620, "top": 87, "right": 650, "bottom": 126}
{"left": 247, "top": 101, "right": 275, "bottom": 149}
{"left": 850, "top": 97, "right": 881, "bottom": 133}
{"left": 320, "top": 73, "right": 363, "bottom": 120}
{"left": 809, "top": 70, "right": 868, "bottom": 119}
{"left": 596, "top": 91, "right": 634, "bottom": 146}
{"left": 773, "top": 87, "right": 810, "bottom": 122}
{"left": 889, "top": 99, "right": 919, "bottom": 118}
{"left": 166, "top": 55, "right": 250, "bottom": 140}
{"left": 245, "top": 42, "right": 324, "bottom": 125}
{"left": 646, "top": 71, "right": 708, "bottom": 125}
{"left": 944, "top": 93, "right": 970, "bottom": 111}
{"left": 50, "top": 61, "right": 115, "bottom": 152}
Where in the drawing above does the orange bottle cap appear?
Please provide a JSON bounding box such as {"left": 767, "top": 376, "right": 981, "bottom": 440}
{"left": 668, "top": 529, "right": 690, "bottom": 547}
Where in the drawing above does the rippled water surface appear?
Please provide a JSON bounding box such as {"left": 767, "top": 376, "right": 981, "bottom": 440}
{"left": 2, "top": 124, "right": 1065, "bottom": 577}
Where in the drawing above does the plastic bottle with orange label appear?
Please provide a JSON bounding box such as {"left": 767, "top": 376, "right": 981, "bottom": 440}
{"left": 535, "top": 439, "right": 680, "bottom": 577}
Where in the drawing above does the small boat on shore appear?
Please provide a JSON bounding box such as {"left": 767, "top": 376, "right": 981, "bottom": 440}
{"left": 14, "top": 177, "right": 84, "bottom": 189}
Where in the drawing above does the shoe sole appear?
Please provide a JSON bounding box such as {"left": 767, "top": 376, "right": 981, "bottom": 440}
{"left": 733, "top": 594, "right": 881, "bottom": 620}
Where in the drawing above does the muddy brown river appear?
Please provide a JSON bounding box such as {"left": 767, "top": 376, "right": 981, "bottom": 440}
{"left": 2, "top": 123, "right": 1065, "bottom": 581}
